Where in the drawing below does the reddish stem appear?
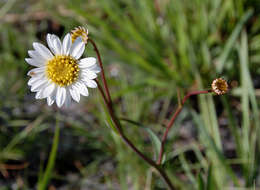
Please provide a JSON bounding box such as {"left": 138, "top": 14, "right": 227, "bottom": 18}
{"left": 157, "top": 90, "right": 211, "bottom": 165}
{"left": 90, "top": 38, "right": 175, "bottom": 188}
{"left": 89, "top": 38, "right": 112, "bottom": 104}
{"left": 96, "top": 80, "right": 175, "bottom": 190}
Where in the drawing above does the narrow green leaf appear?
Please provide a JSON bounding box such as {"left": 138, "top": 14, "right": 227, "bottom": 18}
{"left": 144, "top": 128, "right": 163, "bottom": 161}
{"left": 38, "top": 116, "right": 60, "bottom": 190}
{"left": 216, "top": 9, "right": 253, "bottom": 73}
{"left": 179, "top": 154, "right": 196, "bottom": 185}
{"left": 197, "top": 172, "right": 205, "bottom": 190}
{"left": 206, "top": 164, "right": 214, "bottom": 190}
{"left": 120, "top": 118, "right": 164, "bottom": 161}
{"left": 100, "top": 97, "right": 119, "bottom": 135}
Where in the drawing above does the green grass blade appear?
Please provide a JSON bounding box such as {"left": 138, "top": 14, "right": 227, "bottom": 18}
{"left": 216, "top": 9, "right": 253, "bottom": 73}
{"left": 191, "top": 110, "right": 240, "bottom": 187}
{"left": 179, "top": 154, "right": 196, "bottom": 185}
{"left": 197, "top": 172, "right": 205, "bottom": 190}
{"left": 120, "top": 118, "right": 163, "bottom": 161}
{"left": 206, "top": 164, "right": 216, "bottom": 190}
{"left": 144, "top": 127, "right": 163, "bottom": 161}
{"left": 37, "top": 116, "right": 60, "bottom": 190}
{"left": 239, "top": 30, "right": 260, "bottom": 185}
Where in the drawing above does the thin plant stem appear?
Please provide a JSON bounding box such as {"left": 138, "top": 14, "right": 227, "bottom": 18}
{"left": 89, "top": 38, "right": 175, "bottom": 189}
{"left": 157, "top": 90, "right": 211, "bottom": 165}
{"left": 38, "top": 115, "right": 60, "bottom": 190}
{"left": 89, "top": 38, "right": 112, "bottom": 104}
{"left": 96, "top": 80, "right": 175, "bottom": 190}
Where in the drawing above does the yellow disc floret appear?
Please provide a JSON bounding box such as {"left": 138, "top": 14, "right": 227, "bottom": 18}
{"left": 46, "top": 55, "right": 79, "bottom": 86}
{"left": 71, "top": 26, "right": 88, "bottom": 44}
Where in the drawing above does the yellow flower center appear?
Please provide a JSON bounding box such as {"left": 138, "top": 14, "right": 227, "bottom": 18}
{"left": 46, "top": 55, "right": 79, "bottom": 86}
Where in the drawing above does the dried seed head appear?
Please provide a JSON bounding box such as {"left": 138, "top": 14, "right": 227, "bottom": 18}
{"left": 211, "top": 78, "right": 228, "bottom": 95}
{"left": 71, "top": 26, "right": 88, "bottom": 44}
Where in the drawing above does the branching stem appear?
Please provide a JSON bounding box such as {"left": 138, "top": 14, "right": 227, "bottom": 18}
{"left": 96, "top": 81, "right": 175, "bottom": 189}
{"left": 91, "top": 38, "right": 175, "bottom": 189}
{"left": 157, "top": 90, "right": 211, "bottom": 165}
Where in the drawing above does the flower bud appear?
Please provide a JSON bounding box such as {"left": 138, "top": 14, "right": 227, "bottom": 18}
{"left": 71, "top": 26, "right": 88, "bottom": 44}
{"left": 211, "top": 78, "right": 228, "bottom": 95}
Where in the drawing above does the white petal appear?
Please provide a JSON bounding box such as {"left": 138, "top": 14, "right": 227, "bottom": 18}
{"left": 64, "top": 90, "right": 72, "bottom": 108}
{"left": 69, "top": 87, "right": 80, "bottom": 102}
{"left": 53, "top": 36, "right": 63, "bottom": 55}
{"left": 31, "top": 79, "right": 48, "bottom": 92}
{"left": 25, "top": 58, "right": 45, "bottom": 67}
{"left": 43, "top": 83, "right": 55, "bottom": 98}
{"left": 76, "top": 82, "right": 89, "bottom": 96}
{"left": 47, "top": 97, "right": 54, "bottom": 106}
{"left": 70, "top": 37, "right": 85, "bottom": 59}
{"left": 27, "top": 67, "right": 45, "bottom": 77}
{"left": 47, "top": 87, "right": 57, "bottom": 106}
{"left": 84, "top": 79, "right": 97, "bottom": 88}
{"left": 81, "top": 70, "right": 97, "bottom": 80}
{"left": 28, "top": 50, "right": 47, "bottom": 62}
{"left": 81, "top": 86, "right": 89, "bottom": 97}
{"left": 28, "top": 75, "right": 44, "bottom": 86}
{"left": 28, "top": 77, "right": 39, "bottom": 86}
{"left": 89, "top": 65, "right": 101, "bottom": 73}
{"left": 78, "top": 57, "right": 96, "bottom": 68}
{"left": 35, "top": 89, "right": 45, "bottom": 99}
{"left": 35, "top": 91, "right": 43, "bottom": 99}
{"left": 46, "top": 34, "right": 56, "bottom": 54}
{"left": 56, "top": 86, "right": 66, "bottom": 107}
{"left": 33, "top": 42, "right": 53, "bottom": 59}
{"left": 62, "top": 33, "right": 71, "bottom": 55}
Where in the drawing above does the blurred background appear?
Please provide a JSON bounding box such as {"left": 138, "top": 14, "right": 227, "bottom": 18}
{"left": 0, "top": 0, "right": 260, "bottom": 189}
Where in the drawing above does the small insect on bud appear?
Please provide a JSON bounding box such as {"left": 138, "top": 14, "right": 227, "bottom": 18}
{"left": 211, "top": 78, "right": 228, "bottom": 95}
{"left": 71, "top": 26, "right": 88, "bottom": 44}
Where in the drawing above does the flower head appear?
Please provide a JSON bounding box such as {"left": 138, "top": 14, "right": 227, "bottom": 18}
{"left": 211, "top": 78, "right": 228, "bottom": 95}
{"left": 71, "top": 26, "right": 88, "bottom": 44}
{"left": 26, "top": 33, "right": 100, "bottom": 107}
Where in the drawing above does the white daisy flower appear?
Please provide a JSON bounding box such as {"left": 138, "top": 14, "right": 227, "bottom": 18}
{"left": 26, "top": 33, "right": 100, "bottom": 108}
